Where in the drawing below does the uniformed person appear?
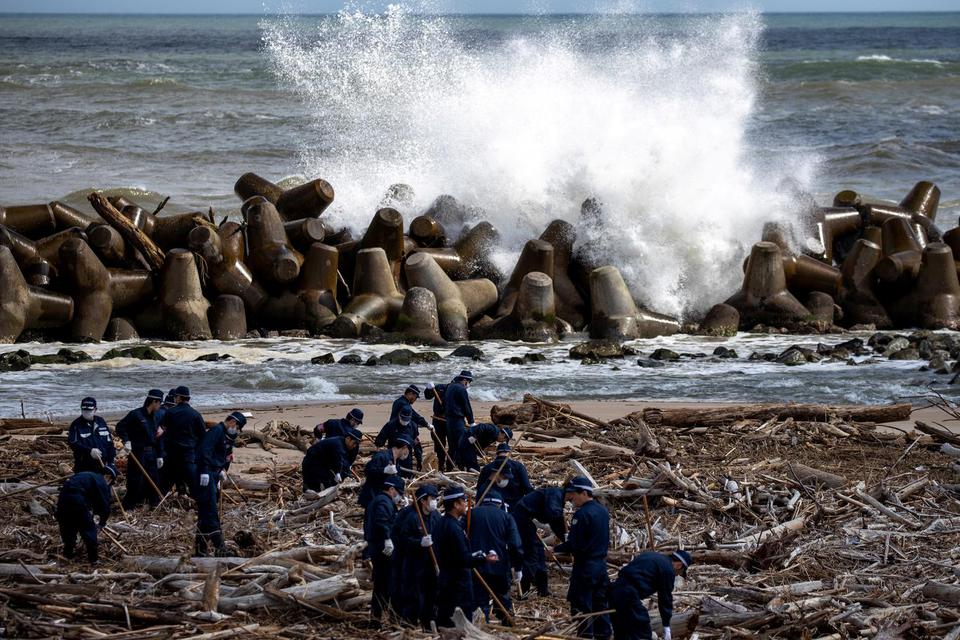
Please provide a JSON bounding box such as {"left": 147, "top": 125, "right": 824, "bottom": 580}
{"left": 611, "top": 550, "right": 692, "bottom": 640}
{"left": 155, "top": 388, "right": 177, "bottom": 426}
{"left": 68, "top": 397, "right": 116, "bottom": 474}
{"left": 469, "top": 489, "right": 524, "bottom": 625}
{"left": 159, "top": 386, "right": 206, "bottom": 497}
{"left": 477, "top": 443, "right": 533, "bottom": 509}
{"left": 458, "top": 422, "right": 503, "bottom": 472}
{"left": 364, "top": 474, "right": 405, "bottom": 625}
{"left": 315, "top": 408, "right": 364, "bottom": 466}
{"left": 301, "top": 427, "right": 361, "bottom": 492}
{"left": 443, "top": 371, "right": 474, "bottom": 469}
{"left": 359, "top": 435, "right": 411, "bottom": 508}
{"left": 116, "top": 389, "right": 165, "bottom": 509}
{"left": 375, "top": 405, "right": 423, "bottom": 473}
{"left": 551, "top": 477, "right": 611, "bottom": 639}
{"left": 390, "top": 484, "right": 441, "bottom": 629}
{"left": 194, "top": 411, "right": 246, "bottom": 557}
{"left": 56, "top": 465, "right": 116, "bottom": 565}
{"left": 424, "top": 381, "right": 453, "bottom": 471}
{"left": 513, "top": 485, "right": 567, "bottom": 596}
{"left": 432, "top": 484, "right": 499, "bottom": 628}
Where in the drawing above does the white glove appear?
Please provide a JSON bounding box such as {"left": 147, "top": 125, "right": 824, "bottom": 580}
{"left": 420, "top": 535, "right": 433, "bottom": 547}
{"left": 334, "top": 473, "right": 342, "bottom": 483}
{"left": 199, "top": 473, "right": 210, "bottom": 487}
{"left": 427, "top": 423, "right": 435, "bottom": 432}
{"left": 487, "top": 550, "right": 499, "bottom": 562}
{"left": 468, "top": 436, "right": 477, "bottom": 444}
{"left": 513, "top": 569, "right": 522, "bottom": 584}
{"left": 156, "top": 457, "right": 164, "bottom": 469}
{"left": 90, "top": 448, "right": 102, "bottom": 462}
{"left": 384, "top": 464, "right": 398, "bottom": 475}
{"left": 123, "top": 442, "right": 132, "bottom": 453}
{"left": 663, "top": 628, "right": 672, "bottom": 640}
{"left": 383, "top": 539, "right": 394, "bottom": 556}
{"left": 402, "top": 496, "right": 411, "bottom": 508}
{"left": 425, "top": 382, "right": 434, "bottom": 390}
{"left": 220, "top": 470, "right": 228, "bottom": 480}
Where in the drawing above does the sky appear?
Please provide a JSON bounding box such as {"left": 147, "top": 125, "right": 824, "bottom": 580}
{"left": 0, "top": 0, "right": 957, "bottom": 13}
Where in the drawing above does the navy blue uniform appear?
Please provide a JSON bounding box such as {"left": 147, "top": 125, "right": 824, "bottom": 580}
{"left": 375, "top": 418, "right": 422, "bottom": 474}
{"left": 433, "top": 513, "right": 487, "bottom": 627}
{"left": 359, "top": 449, "right": 397, "bottom": 508}
{"left": 364, "top": 492, "right": 398, "bottom": 621}
{"left": 514, "top": 488, "right": 567, "bottom": 594}
{"left": 611, "top": 552, "right": 676, "bottom": 640}
{"left": 195, "top": 422, "right": 235, "bottom": 551}
{"left": 302, "top": 437, "right": 350, "bottom": 491}
{"left": 390, "top": 396, "right": 429, "bottom": 428}
{"left": 56, "top": 472, "right": 111, "bottom": 563}
{"left": 116, "top": 407, "right": 162, "bottom": 509}
{"left": 68, "top": 416, "right": 116, "bottom": 474}
{"left": 443, "top": 381, "right": 473, "bottom": 469}
{"left": 391, "top": 505, "right": 440, "bottom": 627}
{"left": 469, "top": 503, "right": 523, "bottom": 623}
{"left": 478, "top": 458, "right": 533, "bottom": 508}
{"left": 159, "top": 402, "right": 206, "bottom": 496}
{"left": 321, "top": 417, "right": 360, "bottom": 466}
{"left": 426, "top": 384, "right": 453, "bottom": 470}
{"left": 458, "top": 423, "right": 500, "bottom": 471}
{"left": 555, "top": 500, "right": 611, "bottom": 639}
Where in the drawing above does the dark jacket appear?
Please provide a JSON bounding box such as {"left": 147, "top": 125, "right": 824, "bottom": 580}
{"left": 477, "top": 458, "right": 533, "bottom": 507}
{"left": 462, "top": 423, "right": 499, "bottom": 449}
{"left": 427, "top": 383, "right": 448, "bottom": 424}
{"left": 433, "top": 512, "right": 487, "bottom": 586}
{"left": 443, "top": 382, "right": 473, "bottom": 424}
{"left": 322, "top": 417, "right": 360, "bottom": 464}
{"left": 68, "top": 416, "right": 116, "bottom": 471}
{"left": 59, "top": 471, "right": 112, "bottom": 525}
{"left": 392, "top": 504, "right": 440, "bottom": 577}
{"left": 469, "top": 503, "right": 523, "bottom": 578}
{"left": 555, "top": 499, "right": 609, "bottom": 580}
{"left": 364, "top": 492, "right": 398, "bottom": 559}
{"left": 375, "top": 418, "right": 422, "bottom": 471}
{"left": 390, "top": 396, "right": 428, "bottom": 428}
{"left": 302, "top": 437, "right": 350, "bottom": 490}
{"left": 359, "top": 449, "right": 397, "bottom": 508}
{"left": 116, "top": 408, "right": 162, "bottom": 452}
{"left": 514, "top": 488, "right": 567, "bottom": 541}
{"left": 160, "top": 402, "right": 206, "bottom": 449}
{"left": 616, "top": 552, "right": 677, "bottom": 628}
{"left": 197, "top": 422, "right": 235, "bottom": 476}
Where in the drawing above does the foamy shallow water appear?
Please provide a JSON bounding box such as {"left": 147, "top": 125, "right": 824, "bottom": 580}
{"left": 1, "top": 332, "right": 952, "bottom": 419}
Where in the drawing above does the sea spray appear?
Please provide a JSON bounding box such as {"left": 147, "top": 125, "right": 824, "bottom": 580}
{"left": 262, "top": 4, "right": 816, "bottom": 317}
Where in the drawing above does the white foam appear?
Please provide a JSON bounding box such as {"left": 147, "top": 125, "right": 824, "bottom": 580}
{"left": 261, "top": 5, "right": 816, "bottom": 318}
{"left": 855, "top": 54, "right": 944, "bottom": 65}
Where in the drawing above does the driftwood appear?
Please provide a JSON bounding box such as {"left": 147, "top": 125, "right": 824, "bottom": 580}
{"left": 88, "top": 192, "right": 165, "bottom": 271}
{"left": 637, "top": 402, "right": 912, "bottom": 428}
{"left": 778, "top": 461, "right": 848, "bottom": 489}
{"left": 915, "top": 421, "right": 960, "bottom": 447}
{"left": 217, "top": 575, "right": 357, "bottom": 613}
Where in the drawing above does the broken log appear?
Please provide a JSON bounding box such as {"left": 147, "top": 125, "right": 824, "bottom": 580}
{"left": 88, "top": 192, "right": 165, "bottom": 271}
{"left": 637, "top": 402, "right": 911, "bottom": 428}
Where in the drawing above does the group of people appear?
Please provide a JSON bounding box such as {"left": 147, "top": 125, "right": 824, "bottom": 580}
{"left": 56, "top": 369, "right": 693, "bottom": 640}
{"left": 62, "top": 386, "right": 248, "bottom": 560}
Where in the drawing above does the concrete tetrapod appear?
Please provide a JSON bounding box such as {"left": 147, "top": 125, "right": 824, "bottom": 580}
{"left": 234, "top": 173, "right": 335, "bottom": 220}
{"left": 159, "top": 249, "right": 212, "bottom": 340}
{"left": 805, "top": 207, "right": 861, "bottom": 263}
{"left": 0, "top": 204, "right": 57, "bottom": 239}
{"left": 588, "top": 265, "right": 679, "bottom": 339}
{"left": 539, "top": 220, "right": 587, "bottom": 330}
{"left": 876, "top": 217, "right": 922, "bottom": 287}
{"left": 49, "top": 201, "right": 96, "bottom": 231}
{"left": 699, "top": 303, "right": 740, "bottom": 337}
{"left": 837, "top": 239, "right": 892, "bottom": 328}
{"left": 895, "top": 242, "right": 960, "bottom": 330}
{"left": 409, "top": 215, "right": 446, "bottom": 248}
{"left": 860, "top": 181, "right": 941, "bottom": 248}
{"left": 209, "top": 295, "right": 248, "bottom": 340}
{"left": 87, "top": 223, "right": 136, "bottom": 267}
{"left": 395, "top": 287, "right": 445, "bottom": 345}
{"left": 329, "top": 248, "right": 404, "bottom": 338}
{"left": 496, "top": 239, "right": 554, "bottom": 317}
{"left": 0, "top": 246, "right": 73, "bottom": 343}
{"left": 404, "top": 251, "right": 498, "bottom": 341}
{"left": 0, "top": 226, "right": 54, "bottom": 286}
{"left": 118, "top": 203, "right": 206, "bottom": 251}
{"left": 242, "top": 196, "right": 303, "bottom": 286}
{"left": 360, "top": 208, "right": 405, "bottom": 284}
{"left": 481, "top": 271, "right": 559, "bottom": 342}
{"left": 284, "top": 218, "right": 331, "bottom": 252}
{"left": 258, "top": 243, "right": 339, "bottom": 334}
{"left": 103, "top": 317, "right": 139, "bottom": 342}
{"left": 723, "top": 242, "right": 812, "bottom": 330}
{"left": 450, "top": 221, "right": 502, "bottom": 282}
{"left": 187, "top": 222, "right": 267, "bottom": 312}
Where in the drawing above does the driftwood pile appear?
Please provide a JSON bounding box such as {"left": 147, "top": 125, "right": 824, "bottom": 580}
{"left": 1, "top": 396, "right": 959, "bottom": 638}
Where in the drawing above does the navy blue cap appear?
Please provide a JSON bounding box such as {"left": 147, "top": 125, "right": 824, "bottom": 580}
{"left": 227, "top": 411, "right": 247, "bottom": 428}
{"left": 80, "top": 397, "right": 97, "bottom": 410}
{"left": 416, "top": 484, "right": 439, "bottom": 500}
{"left": 383, "top": 475, "right": 405, "bottom": 492}
{"left": 392, "top": 434, "right": 413, "bottom": 449}
{"left": 164, "top": 389, "right": 177, "bottom": 406}
{"left": 481, "top": 488, "right": 503, "bottom": 504}
{"left": 672, "top": 550, "right": 693, "bottom": 576}
{"left": 346, "top": 426, "right": 363, "bottom": 441}
{"left": 405, "top": 384, "right": 421, "bottom": 397}
{"left": 564, "top": 476, "right": 595, "bottom": 494}
{"left": 146, "top": 389, "right": 164, "bottom": 402}
{"left": 174, "top": 385, "right": 191, "bottom": 398}
{"left": 102, "top": 464, "right": 118, "bottom": 481}
{"left": 347, "top": 408, "right": 364, "bottom": 424}
{"left": 499, "top": 426, "right": 513, "bottom": 441}
{"left": 399, "top": 405, "right": 413, "bottom": 419}
{"left": 457, "top": 370, "right": 474, "bottom": 381}
{"left": 443, "top": 484, "right": 466, "bottom": 502}
{"left": 496, "top": 442, "right": 511, "bottom": 455}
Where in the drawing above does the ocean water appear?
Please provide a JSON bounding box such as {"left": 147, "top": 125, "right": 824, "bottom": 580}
{"left": 1, "top": 10, "right": 959, "bottom": 415}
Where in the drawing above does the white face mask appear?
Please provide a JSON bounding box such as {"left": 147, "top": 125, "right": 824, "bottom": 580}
{"left": 392, "top": 493, "right": 402, "bottom": 505}
{"left": 399, "top": 418, "right": 411, "bottom": 426}
{"left": 428, "top": 498, "right": 438, "bottom": 512}
{"left": 497, "top": 479, "right": 509, "bottom": 488}
{"left": 227, "top": 427, "right": 238, "bottom": 436}
{"left": 81, "top": 410, "right": 95, "bottom": 421}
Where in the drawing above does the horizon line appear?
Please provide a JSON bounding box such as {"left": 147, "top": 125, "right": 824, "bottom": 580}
{"left": 2, "top": 9, "right": 960, "bottom": 15}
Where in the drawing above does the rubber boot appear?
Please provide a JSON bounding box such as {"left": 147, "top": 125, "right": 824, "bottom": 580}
{"left": 87, "top": 542, "right": 99, "bottom": 565}
{"left": 212, "top": 532, "right": 229, "bottom": 557}
{"left": 194, "top": 533, "right": 209, "bottom": 558}
{"left": 535, "top": 571, "right": 551, "bottom": 597}
{"left": 519, "top": 573, "right": 533, "bottom": 598}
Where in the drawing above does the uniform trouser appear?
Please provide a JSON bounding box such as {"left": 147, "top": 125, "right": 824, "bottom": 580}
{"left": 73, "top": 456, "right": 103, "bottom": 475}
{"left": 611, "top": 583, "right": 652, "bottom": 640}
{"left": 436, "top": 571, "right": 474, "bottom": 628}
{"left": 568, "top": 571, "right": 612, "bottom": 639}
{"left": 371, "top": 553, "right": 393, "bottom": 621}
{"left": 195, "top": 479, "right": 222, "bottom": 552}
{"left": 457, "top": 435, "right": 484, "bottom": 472}
{"left": 514, "top": 511, "right": 549, "bottom": 590}
{"left": 431, "top": 418, "right": 452, "bottom": 471}
{"left": 473, "top": 572, "right": 513, "bottom": 624}
{"left": 162, "top": 444, "right": 197, "bottom": 497}
{"left": 123, "top": 446, "right": 160, "bottom": 509}
{"left": 303, "top": 469, "right": 336, "bottom": 493}
{"left": 56, "top": 493, "right": 98, "bottom": 562}
{"left": 446, "top": 418, "right": 467, "bottom": 468}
